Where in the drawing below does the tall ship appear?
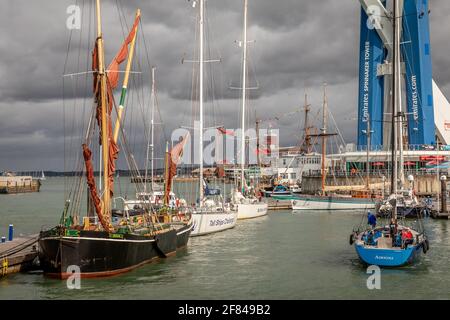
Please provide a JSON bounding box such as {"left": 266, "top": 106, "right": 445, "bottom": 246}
{"left": 280, "top": 84, "right": 376, "bottom": 210}
{"left": 39, "top": 1, "right": 192, "bottom": 279}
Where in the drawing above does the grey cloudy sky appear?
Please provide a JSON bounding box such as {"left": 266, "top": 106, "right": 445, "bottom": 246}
{"left": 1, "top": 0, "right": 450, "bottom": 171}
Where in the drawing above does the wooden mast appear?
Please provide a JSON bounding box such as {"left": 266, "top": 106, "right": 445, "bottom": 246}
{"left": 113, "top": 9, "right": 141, "bottom": 143}
{"left": 301, "top": 93, "right": 312, "bottom": 154}
{"left": 309, "top": 83, "right": 337, "bottom": 197}
{"left": 95, "top": 0, "right": 110, "bottom": 218}
{"left": 321, "top": 83, "right": 327, "bottom": 196}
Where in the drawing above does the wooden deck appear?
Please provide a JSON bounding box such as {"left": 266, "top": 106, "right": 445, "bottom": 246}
{"left": 0, "top": 235, "right": 39, "bottom": 278}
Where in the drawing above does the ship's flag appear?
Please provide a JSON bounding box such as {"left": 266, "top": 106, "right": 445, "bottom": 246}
{"left": 217, "top": 127, "right": 235, "bottom": 136}
{"left": 255, "top": 148, "right": 270, "bottom": 155}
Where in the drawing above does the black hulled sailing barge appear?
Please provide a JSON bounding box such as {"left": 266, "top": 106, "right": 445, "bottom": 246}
{"left": 39, "top": 1, "right": 192, "bottom": 279}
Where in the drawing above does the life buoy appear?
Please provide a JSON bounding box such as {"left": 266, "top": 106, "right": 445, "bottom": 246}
{"left": 349, "top": 233, "right": 355, "bottom": 245}
{"left": 423, "top": 239, "right": 430, "bottom": 254}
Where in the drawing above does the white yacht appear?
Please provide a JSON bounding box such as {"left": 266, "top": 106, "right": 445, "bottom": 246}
{"left": 188, "top": 0, "right": 237, "bottom": 236}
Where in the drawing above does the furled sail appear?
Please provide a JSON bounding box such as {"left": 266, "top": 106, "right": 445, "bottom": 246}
{"left": 83, "top": 13, "right": 140, "bottom": 227}
{"left": 164, "top": 135, "right": 189, "bottom": 204}
{"left": 90, "top": 15, "right": 140, "bottom": 198}
{"left": 82, "top": 144, "right": 113, "bottom": 232}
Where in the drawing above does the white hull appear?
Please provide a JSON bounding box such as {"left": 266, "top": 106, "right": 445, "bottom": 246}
{"left": 190, "top": 211, "right": 237, "bottom": 237}
{"left": 237, "top": 203, "right": 268, "bottom": 220}
{"left": 291, "top": 197, "right": 376, "bottom": 211}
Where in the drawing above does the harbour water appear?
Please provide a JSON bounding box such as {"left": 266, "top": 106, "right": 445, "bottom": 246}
{"left": 1, "top": 178, "right": 450, "bottom": 299}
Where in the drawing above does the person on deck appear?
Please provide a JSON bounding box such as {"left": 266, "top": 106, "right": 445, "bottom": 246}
{"left": 367, "top": 211, "right": 377, "bottom": 229}
{"left": 394, "top": 232, "right": 402, "bottom": 247}
{"left": 366, "top": 231, "right": 375, "bottom": 246}
{"left": 402, "top": 228, "right": 414, "bottom": 248}
{"left": 256, "top": 189, "right": 262, "bottom": 202}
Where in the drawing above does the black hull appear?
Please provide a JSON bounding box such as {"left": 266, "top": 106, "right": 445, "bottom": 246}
{"left": 38, "top": 224, "right": 192, "bottom": 279}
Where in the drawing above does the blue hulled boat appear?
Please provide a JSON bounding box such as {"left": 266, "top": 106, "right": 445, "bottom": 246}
{"left": 352, "top": 225, "right": 428, "bottom": 267}
{"left": 263, "top": 185, "right": 291, "bottom": 197}
{"left": 349, "top": 0, "right": 429, "bottom": 268}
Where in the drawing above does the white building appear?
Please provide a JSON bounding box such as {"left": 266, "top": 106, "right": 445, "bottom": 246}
{"left": 261, "top": 147, "right": 322, "bottom": 186}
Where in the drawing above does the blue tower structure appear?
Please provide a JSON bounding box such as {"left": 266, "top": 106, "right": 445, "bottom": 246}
{"left": 357, "top": 3, "right": 386, "bottom": 150}
{"left": 357, "top": 0, "right": 436, "bottom": 150}
{"left": 402, "top": 0, "right": 435, "bottom": 146}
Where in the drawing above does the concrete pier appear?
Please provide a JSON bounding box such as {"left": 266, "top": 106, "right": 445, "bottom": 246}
{"left": 268, "top": 198, "right": 292, "bottom": 211}
{"left": 0, "top": 180, "right": 41, "bottom": 194}
{"left": 0, "top": 235, "right": 39, "bottom": 278}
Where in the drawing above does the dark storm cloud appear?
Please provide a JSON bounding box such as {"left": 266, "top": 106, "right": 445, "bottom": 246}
{"left": 1, "top": 0, "right": 450, "bottom": 170}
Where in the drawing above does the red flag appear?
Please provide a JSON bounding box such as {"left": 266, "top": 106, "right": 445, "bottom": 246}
{"left": 255, "top": 148, "right": 270, "bottom": 155}
{"left": 217, "top": 127, "right": 235, "bottom": 136}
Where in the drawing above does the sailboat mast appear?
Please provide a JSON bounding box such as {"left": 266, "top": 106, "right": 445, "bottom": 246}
{"left": 302, "top": 93, "right": 311, "bottom": 154}
{"left": 321, "top": 83, "right": 328, "bottom": 196}
{"left": 240, "top": 0, "right": 249, "bottom": 192}
{"left": 164, "top": 141, "right": 169, "bottom": 206}
{"left": 199, "top": 0, "right": 205, "bottom": 206}
{"left": 145, "top": 67, "right": 156, "bottom": 193}
{"left": 151, "top": 67, "right": 156, "bottom": 192}
{"left": 391, "top": 0, "right": 401, "bottom": 219}
{"left": 366, "top": 114, "right": 371, "bottom": 190}
{"left": 96, "top": 0, "right": 110, "bottom": 216}
{"left": 396, "top": 0, "right": 405, "bottom": 190}
{"left": 255, "top": 113, "right": 261, "bottom": 167}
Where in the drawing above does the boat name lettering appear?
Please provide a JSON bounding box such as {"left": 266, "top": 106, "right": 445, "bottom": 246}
{"left": 209, "top": 218, "right": 235, "bottom": 227}
{"left": 375, "top": 255, "right": 394, "bottom": 261}
{"left": 109, "top": 233, "right": 124, "bottom": 239}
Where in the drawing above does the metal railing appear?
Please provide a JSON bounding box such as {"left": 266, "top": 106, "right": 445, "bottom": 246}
{"left": 356, "top": 144, "right": 450, "bottom": 152}
{"left": 303, "top": 169, "right": 450, "bottom": 178}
